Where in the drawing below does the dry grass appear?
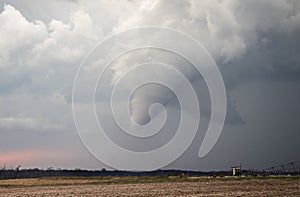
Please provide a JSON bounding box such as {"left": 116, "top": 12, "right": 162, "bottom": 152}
{"left": 0, "top": 176, "right": 299, "bottom": 196}
{"left": 0, "top": 176, "right": 186, "bottom": 187}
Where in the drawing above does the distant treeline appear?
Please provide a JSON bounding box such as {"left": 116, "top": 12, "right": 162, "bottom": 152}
{"left": 0, "top": 168, "right": 231, "bottom": 180}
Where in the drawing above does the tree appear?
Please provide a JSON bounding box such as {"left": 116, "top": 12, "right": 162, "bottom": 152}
{"left": 0, "top": 164, "right": 5, "bottom": 179}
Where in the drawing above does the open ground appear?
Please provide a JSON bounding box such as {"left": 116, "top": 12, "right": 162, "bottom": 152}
{"left": 0, "top": 176, "right": 299, "bottom": 196}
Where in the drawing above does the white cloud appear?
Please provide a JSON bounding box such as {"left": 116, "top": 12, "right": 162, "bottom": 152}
{"left": 0, "top": 4, "right": 104, "bottom": 100}
{"left": 0, "top": 4, "right": 47, "bottom": 64}
{"left": 0, "top": 116, "right": 63, "bottom": 132}
{"left": 33, "top": 10, "right": 102, "bottom": 64}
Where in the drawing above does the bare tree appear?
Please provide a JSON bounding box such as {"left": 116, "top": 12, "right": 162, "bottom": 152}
{"left": 0, "top": 164, "right": 5, "bottom": 179}
{"left": 13, "top": 165, "right": 22, "bottom": 179}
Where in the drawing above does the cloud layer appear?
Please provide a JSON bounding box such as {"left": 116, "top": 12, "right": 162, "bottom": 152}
{"left": 0, "top": 0, "right": 299, "bottom": 170}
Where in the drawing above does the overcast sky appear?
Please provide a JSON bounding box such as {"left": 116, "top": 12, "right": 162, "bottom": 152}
{"left": 0, "top": 0, "right": 300, "bottom": 171}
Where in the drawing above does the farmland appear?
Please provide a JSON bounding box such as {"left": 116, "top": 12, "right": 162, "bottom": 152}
{"left": 0, "top": 176, "right": 299, "bottom": 196}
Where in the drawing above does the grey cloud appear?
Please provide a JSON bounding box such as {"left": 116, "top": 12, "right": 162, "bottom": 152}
{"left": 0, "top": 0, "right": 299, "bottom": 170}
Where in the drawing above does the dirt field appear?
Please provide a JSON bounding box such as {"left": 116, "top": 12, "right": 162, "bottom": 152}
{"left": 0, "top": 176, "right": 299, "bottom": 196}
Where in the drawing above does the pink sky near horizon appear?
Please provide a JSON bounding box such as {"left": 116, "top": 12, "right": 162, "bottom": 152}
{"left": 0, "top": 150, "right": 72, "bottom": 169}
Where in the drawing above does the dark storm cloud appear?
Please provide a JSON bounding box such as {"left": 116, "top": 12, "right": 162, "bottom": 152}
{"left": 0, "top": 0, "right": 299, "bottom": 170}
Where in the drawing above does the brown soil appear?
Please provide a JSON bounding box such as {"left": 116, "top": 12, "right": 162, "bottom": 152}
{"left": 0, "top": 177, "right": 299, "bottom": 196}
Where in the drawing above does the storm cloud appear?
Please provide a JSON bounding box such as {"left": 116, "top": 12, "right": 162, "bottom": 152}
{"left": 0, "top": 0, "right": 299, "bottom": 170}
